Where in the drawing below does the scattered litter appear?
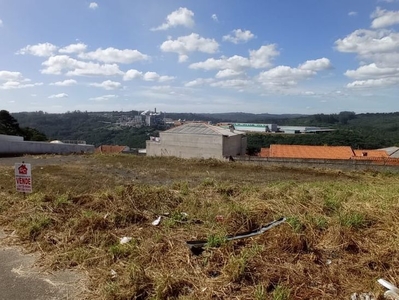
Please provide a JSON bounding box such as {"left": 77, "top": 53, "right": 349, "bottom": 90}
{"left": 326, "top": 259, "right": 332, "bottom": 265}
{"left": 350, "top": 292, "right": 375, "bottom": 300}
{"left": 378, "top": 278, "right": 399, "bottom": 299}
{"left": 119, "top": 237, "right": 132, "bottom": 244}
{"left": 110, "top": 269, "right": 117, "bottom": 279}
{"left": 181, "top": 212, "right": 188, "bottom": 218}
{"left": 186, "top": 217, "right": 286, "bottom": 255}
{"left": 152, "top": 216, "right": 162, "bottom": 226}
{"left": 103, "top": 213, "right": 109, "bottom": 219}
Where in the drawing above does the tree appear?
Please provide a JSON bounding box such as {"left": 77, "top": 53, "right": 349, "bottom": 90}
{"left": 0, "top": 110, "right": 23, "bottom": 136}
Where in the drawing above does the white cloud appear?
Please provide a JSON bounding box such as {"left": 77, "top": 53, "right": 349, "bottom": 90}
{"left": 185, "top": 78, "right": 214, "bottom": 87}
{"left": 211, "top": 14, "right": 218, "bottom": 22}
{"left": 50, "top": 79, "right": 77, "bottom": 86}
{"left": 123, "top": 69, "right": 143, "bottom": 81}
{"left": 89, "top": 94, "right": 118, "bottom": 101}
{"left": 223, "top": 29, "right": 255, "bottom": 44}
{"left": 215, "top": 69, "right": 242, "bottom": 78}
{"left": 0, "top": 19, "right": 3, "bottom": 27}
{"left": 345, "top": 63, "right": 399, "bottom": 79}
{"left": 78, "top": 47, "right": 149, "bottom": 64}
{"left": 152, "top": 7, "right": 194, "bottom": 31}
{"left": 348, "top": 11, "right": 358, "bottom": 17}
{"left": 49, "top": 93, "right": 68, "bottom": 99}
{"left": 0, "top": 71, "right": 23, "bottom": 81}
{"left": 189, "top": 44, "right": 279, "bottom": 71}
{"left": 41, "top": 55, "right": 123, "bottom": 76}
{"left": 210, "top": 79, "right": 251, "bottom": 88}
{"left": 299, "top": 58, "right": 332, "bottom": 71}
{"left": 160, "top": 33, "right": 219, "bottom": 62}
{"left": 335, "top": 29, "right": 399, "bottom": 61}
{"left": 123, "top": 69, "right": 174, "bottom": 82}
{"left": 0, "top": 71, "right": 43, "bottom": 90}
{"left": 90, "top": 80, "right": 122, "bottom": 90}
{"left": 258, "top": 66, "right": 315, "bottom": 87}
{"left": 89, "top": 2, "right": 98, "bottom": 9}
{"left": 0, "top": 81, "right": 43, "bottom": 90}
{"left": 371, "top": 7, "right": 399, "bottom": 28}
{"left": 347, "top": 78, "right": 399, "bottom": 88}
{"left": 59, "top": 43, "right": 87, "bottom": 54}
{"left": 17, "top": 42, "right": 58, "bottom": 57}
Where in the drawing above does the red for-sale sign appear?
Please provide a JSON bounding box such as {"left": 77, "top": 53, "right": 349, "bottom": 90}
{"left": 15, "top": 163, "right": 32, "bottom": 193}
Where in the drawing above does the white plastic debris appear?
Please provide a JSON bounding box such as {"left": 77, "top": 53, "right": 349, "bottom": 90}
{"left": 326, "top": 259, "right": 332, "bottom": 265}
{"left": 378, "top": 278, "right": 399, "bottom": 299}
{"left": 110, "top": 269, "right": 117, "bottom": 279}
{"left": 119, "top": 236, "right": 132, "bottom": 244}
{"left": 152, "top": 216, "right": 162, "bottom": 226}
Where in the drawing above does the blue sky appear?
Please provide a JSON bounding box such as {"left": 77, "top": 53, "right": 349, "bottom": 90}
{"left": 0, "top": 0, "right": 398, "bottom": 114}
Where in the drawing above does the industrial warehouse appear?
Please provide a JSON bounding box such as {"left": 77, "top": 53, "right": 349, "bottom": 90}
{"left": 146, "top": 122, "right": 247, "bottom": 160}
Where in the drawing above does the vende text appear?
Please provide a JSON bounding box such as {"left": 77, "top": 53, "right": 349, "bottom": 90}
{"left": 16, "top": 177, "right": 31, "bottom": 185}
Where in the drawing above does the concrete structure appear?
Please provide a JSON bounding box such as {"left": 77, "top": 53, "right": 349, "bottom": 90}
{"left": 278, "top": 126, "right": 334, "bottom": 134}
{"left": 0, "top": 135, "right": 94, "bottom": 156}
{"left": 232, "top": 123, "right": 278, "bottom": 133}
{"left": 146, "top": 123, "right": 247, "bottom": 160}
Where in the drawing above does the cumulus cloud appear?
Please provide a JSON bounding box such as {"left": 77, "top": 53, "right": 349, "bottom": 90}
{"left": 123, "top": 69, "right": 174, "bottom": 82}
{"left": 89, "top": 94, "right": 118, "bottom": 101}
{"left": 59, "top": 43, "right": 87, "bottom": 54}
{"left": 41, "top": 55, "right": 123, "bottom": 76}
{"left": 371, "top": 7, "right": 399, "bottom": 28}
{"left": 299, "top": 58, "right": 332, "bottom": 71}
{"left": 89, "top": 2, "right": 98, "bottom": 9}
{"left": 152, "top": 7, "right": 194, "bottom": 31}
{"left": 0, "top": 71, "right": 23, "bottom": 81}
{"left": 215, "top": 69, "right": 243, "bottom": 79}
{"left": 160, "top": 33, "right": 219, "bottom": 62}
{"left": 211, "top": 14, "right": 218, "bottom": 22}
{"left": 50, "top": 79, "right": 77, "bottom": 86}
{"left": 48, "top": 93, "right": 68, "bottom": 99}
{"left": 223, "top": 29, "right": 255, "bottom": 44}
{"left": 185, "top": 78, "right": 214, "bottom": 87}
{"left": 344, "top": 63, "right": 399, "bottom": 79}
{"left": 189, "top": 44, "right": 279, "bottom": 71}
{"left": 17, "top": 42, "right": 58, "bottom": 57}
{"left": 90, "top": 80, "right": 122, "bottom": 90}
{"left": 348, "top": 11, "right": 358, "bottom": 16}
{"left": 336, "top": 12, "right": 399, "bottom": 89}
{"left": 257, "top": 58, "right": 332, "bottom": 88}
{"left": 210, "top": 79, "right": 251, "bottom": 88}
{"left": 347, "top": 78, "right": 399, "bottom": 88}
{"left": 78, "top": 47, "right": 149, "bottom": 64}
{"left": 0, "top": 70, "right": 42, "bottom": 90}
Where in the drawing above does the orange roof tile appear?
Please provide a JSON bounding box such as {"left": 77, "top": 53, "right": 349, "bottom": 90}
{"left": 269, "top": 144, "right": 354, "bottom": 160}
{"left": 259, "top": 148, "right": 270, "bottom": 157}
{"left": 353, "top": 150, "right": 388, "bottom": 158}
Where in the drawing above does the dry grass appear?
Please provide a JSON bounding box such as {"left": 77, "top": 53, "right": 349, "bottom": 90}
{"left": 0, "top": 154, "right": 399, "bottom": 299}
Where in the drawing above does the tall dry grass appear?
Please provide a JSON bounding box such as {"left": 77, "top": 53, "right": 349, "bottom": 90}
{"left": 0, "top": 154, "right": 398, "bottom": 299}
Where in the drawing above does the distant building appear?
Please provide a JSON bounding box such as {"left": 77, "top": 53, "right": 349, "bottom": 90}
{"left": 146, "top": 123, "right": 247, "bottom": 160}
{"left": 141, "top": 108, "right": 163, "bottom": 127}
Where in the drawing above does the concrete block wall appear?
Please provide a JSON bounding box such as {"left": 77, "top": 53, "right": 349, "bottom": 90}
{"left": 0, "top": 140, "right": 95, "bottom": 156}
{"left": 222, "top": 135, "right": 246, "bottom": 157}
{"left": 147, "top": 133, "right": 225, "bottom": 159}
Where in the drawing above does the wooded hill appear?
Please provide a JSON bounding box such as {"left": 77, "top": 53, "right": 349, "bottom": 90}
{"left": 11, "top": 110, "right": 399, "bottom": 152}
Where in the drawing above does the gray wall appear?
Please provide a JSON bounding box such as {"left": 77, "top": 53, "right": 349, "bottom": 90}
{"left": 0, "top": 141, "right": 94, "bottom": 156}
{"left": 147, "top": 133, "right": 224, "bottom": 159}
{"left": 0, "top": 134, "right": 24, "bottom": 142}
{"left": 222, "top": 135, "right": 247, "bottom": 157}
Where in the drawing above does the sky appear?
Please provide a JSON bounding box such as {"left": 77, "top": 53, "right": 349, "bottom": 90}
{"left": 0, "top": 0, "right": 399, "bottom": 115}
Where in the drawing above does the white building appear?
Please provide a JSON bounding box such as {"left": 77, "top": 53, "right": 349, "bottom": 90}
{"left": 146, "top": 123, "right": 247, "bottom": 160}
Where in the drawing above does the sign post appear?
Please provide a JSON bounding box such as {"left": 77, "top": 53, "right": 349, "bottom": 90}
{"left": 15, "top": 162, "right": 32, "bottom": 193}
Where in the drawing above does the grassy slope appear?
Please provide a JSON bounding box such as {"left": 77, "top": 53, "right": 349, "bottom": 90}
{"left": 0, "top": 155, "right": 399, "bottom": 299}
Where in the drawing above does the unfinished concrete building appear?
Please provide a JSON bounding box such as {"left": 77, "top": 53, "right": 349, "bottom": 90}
{"left": 146, "top": 123, "right": 247, "bottom": 160}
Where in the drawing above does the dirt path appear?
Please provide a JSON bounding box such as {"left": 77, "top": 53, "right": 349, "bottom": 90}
{"left": 0, "top": 231, "right": 87, "bottom": 300}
